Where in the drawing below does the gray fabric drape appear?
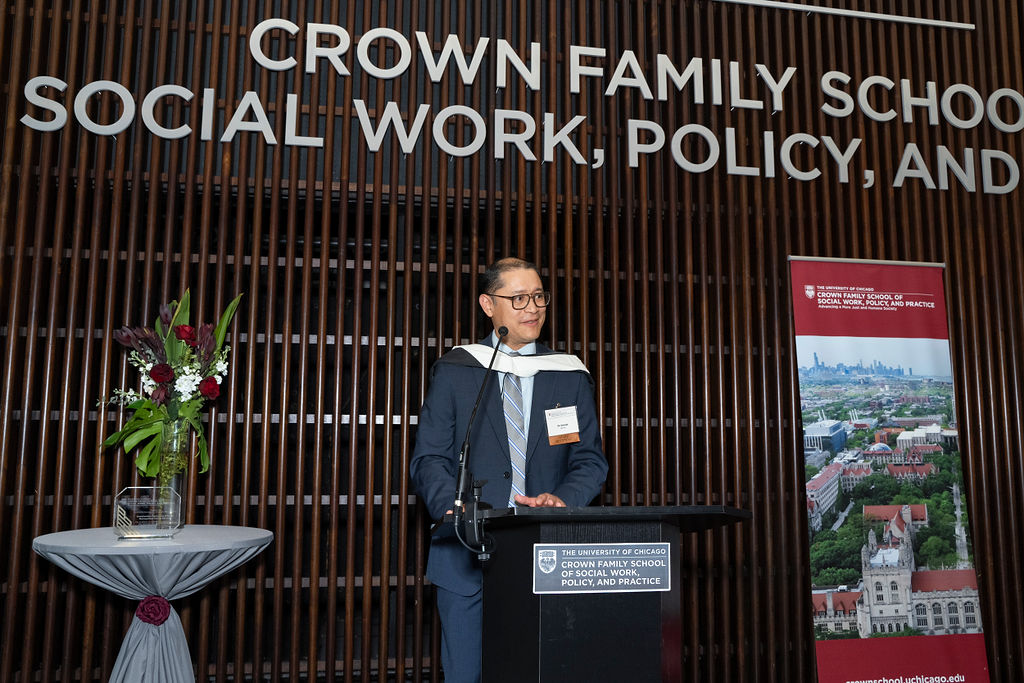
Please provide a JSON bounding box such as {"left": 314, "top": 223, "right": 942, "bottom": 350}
{"left": 34, "top": 525, "right": 273, "bottom": 683}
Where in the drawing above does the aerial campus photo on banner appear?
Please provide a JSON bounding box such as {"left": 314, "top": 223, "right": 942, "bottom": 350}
{"left": 789, "top": 258, "right": 989, "bottom": 683}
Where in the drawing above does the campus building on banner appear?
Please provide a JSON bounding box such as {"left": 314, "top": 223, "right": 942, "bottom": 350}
{"left": 855, "top": 530, "right": 982, "bottom": 637}
{"left": 804, "top": 418, "right": 848, "bottom": 454}
{"left": 805, "top": 462, "right": 844, "bottom": 532}
{"left": 812, "top": 588, "right": 863, "bottom": 635}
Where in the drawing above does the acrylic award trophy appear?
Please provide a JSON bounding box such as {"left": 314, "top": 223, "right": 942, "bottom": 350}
{"left": 113, "top": 485, "right": 183, "bottom": 538}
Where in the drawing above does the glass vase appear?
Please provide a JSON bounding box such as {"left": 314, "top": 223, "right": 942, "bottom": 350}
{"left": 154, "top": 419, "right": 188, "bottom": 530}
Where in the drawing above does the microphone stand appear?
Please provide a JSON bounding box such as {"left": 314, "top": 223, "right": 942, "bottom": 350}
{"left": 452, "top": 326, "right": 508, "bottom": 561}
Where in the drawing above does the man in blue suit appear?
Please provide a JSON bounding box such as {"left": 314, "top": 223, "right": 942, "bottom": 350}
{"left": 411, "top": 257, "right": 608, "bottom": 683}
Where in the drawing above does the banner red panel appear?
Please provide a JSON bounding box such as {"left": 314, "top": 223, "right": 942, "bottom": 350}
{"left": 790, "top": 259, "right": 949, "bottom": 339}
{"left": 816, "top": 634, "right": 989, "bottom": 683}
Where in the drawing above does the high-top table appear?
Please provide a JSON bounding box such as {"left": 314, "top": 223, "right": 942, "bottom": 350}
{"left": 33, "top": 524, "right": 273, "bottom": 683}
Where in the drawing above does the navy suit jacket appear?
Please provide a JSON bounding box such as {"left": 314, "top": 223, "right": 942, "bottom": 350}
{"left": 410, "top": 341, "right": 607, "bottom": 596}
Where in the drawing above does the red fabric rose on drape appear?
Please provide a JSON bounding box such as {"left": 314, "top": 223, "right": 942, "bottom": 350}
{"left": 135, "top": 595, "right": 171, "bottom": 625}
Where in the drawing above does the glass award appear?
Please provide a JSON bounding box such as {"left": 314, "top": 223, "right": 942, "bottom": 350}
{"left": 113, "top": 486, "right": 183, "bottom": 538}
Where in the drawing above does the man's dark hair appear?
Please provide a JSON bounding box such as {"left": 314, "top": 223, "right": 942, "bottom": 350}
{"left": 479, "top": 257, "right": 540, "bottom": 294}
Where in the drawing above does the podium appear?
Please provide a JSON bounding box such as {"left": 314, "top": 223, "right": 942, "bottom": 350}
{"left": 478, "top": 505, "right": 750, "bottom": 683}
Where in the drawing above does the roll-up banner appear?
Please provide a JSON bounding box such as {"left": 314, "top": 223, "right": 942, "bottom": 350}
{"left": 789, "top": 257, "right": 989, "bottom": 683}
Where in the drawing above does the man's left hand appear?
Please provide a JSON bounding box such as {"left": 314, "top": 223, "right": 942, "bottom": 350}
{"left": 514, "top": 492, "right": 566, "bottom": 507}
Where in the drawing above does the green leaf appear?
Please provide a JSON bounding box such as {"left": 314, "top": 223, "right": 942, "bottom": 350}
{"left": 183, "top": 413, "right": 210, "bottom": 473}
{"left": 155, "top": 309, "right": 167, "bottom": 340}
{"left": 172, "top": 290, "right": 191, "bottom": 326}
{"left": 123, "top": 423, "right": 163, "bottom": 453}
{"left": 178, "top": 397, "right": 203, "bottom": 421}
{"left": 197, "top": 430, "right": 210, "bottom": 473}
{"left": 101, "top": 404, "right": 162, "bottom": 449}
{"left": 101, "top": 431, "right": 125, "bottom": 448}
{"left": 135, "top": 436, "right": 162, "bottom": 477}
{"left": 214, "top": 293, "right": 244, "bottom": 351}
{"left": 164, "top": 290, "right": 191, "bottom": 366}
{"left": 122, "top": 410, "right": 162, "bottom": 431}
{"left": 124, "top": 409, "right": 157, "bottom": 428}
{"left": 120, "top": 403, "right": 149, "bottom": 420}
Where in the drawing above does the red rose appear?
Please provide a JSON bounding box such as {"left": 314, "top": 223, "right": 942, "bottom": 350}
{"left": 174, "top": 325, "right": 198, "bottom": 346}
{"left": 135, "top": 595, "right": 171, "bottom": 626}
{"left": 149, "top": 363, "right": 174, "bottom": 384}
{"left": 199, "top": 376, "right": 220, "bottom": 399}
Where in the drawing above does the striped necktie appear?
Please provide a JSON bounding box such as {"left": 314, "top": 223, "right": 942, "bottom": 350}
{"left": 502, "top": 353, "right": 527, "bottom": 507}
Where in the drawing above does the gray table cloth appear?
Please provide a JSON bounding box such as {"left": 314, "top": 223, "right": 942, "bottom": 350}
{"left": 33, "top": 524, "right": 273, "bottom": 683}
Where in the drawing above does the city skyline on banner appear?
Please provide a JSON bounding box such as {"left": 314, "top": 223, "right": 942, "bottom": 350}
{"left": 797, "top": 335, "right": 953, "bottom": 380}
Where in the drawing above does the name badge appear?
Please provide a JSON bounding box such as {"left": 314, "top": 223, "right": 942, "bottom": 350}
{"left": 545, "top": 406, "right": 580, "bottom": 445}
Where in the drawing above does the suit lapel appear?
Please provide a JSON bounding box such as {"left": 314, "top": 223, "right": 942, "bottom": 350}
{"left": 481, "top": 374, "right": 510, "bottom": 461}
{"left": 526, "top": 371, "right": 554, "bottom": 463}
{"left": 475, "top": 336, "right": 510, "bottom": 462}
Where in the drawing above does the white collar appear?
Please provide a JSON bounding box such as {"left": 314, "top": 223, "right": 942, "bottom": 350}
{"left": 454, "top": 343, "right": 589, "bottom": 377}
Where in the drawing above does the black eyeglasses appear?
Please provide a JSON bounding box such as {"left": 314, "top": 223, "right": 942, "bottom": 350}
{"left": 489, "top": 291, "right": 552, "bottom": 310}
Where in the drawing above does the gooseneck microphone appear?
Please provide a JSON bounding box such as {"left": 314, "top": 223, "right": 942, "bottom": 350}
{"left": 452, "top": 326, "right": 508, "bottom": 560}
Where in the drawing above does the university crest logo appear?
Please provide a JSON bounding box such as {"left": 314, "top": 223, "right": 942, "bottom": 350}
{"left": 804, "top": 285, "right": 816, "bottom": 299}
{"left": 537, "top": 549, "right": 557, "bottom": 574}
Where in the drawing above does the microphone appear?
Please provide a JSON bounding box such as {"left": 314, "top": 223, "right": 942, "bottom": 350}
{"left": 452, "top": 325, "right": 508, "bottom": 559}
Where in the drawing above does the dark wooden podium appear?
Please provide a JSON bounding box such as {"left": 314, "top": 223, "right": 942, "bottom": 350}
{"left": 478, "top": 505, "right": 750, "bottom": 683}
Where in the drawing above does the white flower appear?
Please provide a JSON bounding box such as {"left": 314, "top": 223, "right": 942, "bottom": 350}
{"left": 174, "top": 372, "right": 202, "bottom": 398}
{"left": 215, "top": 360, "right": 228, "bottom": 375}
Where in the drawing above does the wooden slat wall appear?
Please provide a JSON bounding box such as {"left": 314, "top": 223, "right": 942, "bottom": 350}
{"left": 1, "top": 1, "right": 1022, "bottom": 681}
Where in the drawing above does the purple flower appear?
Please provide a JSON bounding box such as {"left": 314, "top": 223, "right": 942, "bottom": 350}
{"left": 113, "top": 326, "right": 159, "bottom": 358}
{"left": 159, "top": 303, "right": 173, "bottom": 328}
{"left": 150, "top": 385, "right": 169, "bottom": 405}
{"left": 113, "top": 327, "right": 136, "bottom": 348}
{"left": 196, "top": 323, "right": 215, "bottom": 362}
{"left": 135, "top": 328, "right": 164, "bottom": 358}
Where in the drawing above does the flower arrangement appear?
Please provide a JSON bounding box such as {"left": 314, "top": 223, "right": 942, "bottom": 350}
{"left": 102, "top": 290, "right": 243, "bottom": 477}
